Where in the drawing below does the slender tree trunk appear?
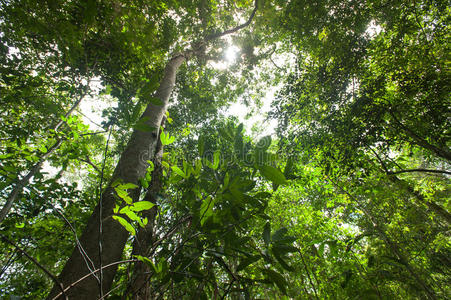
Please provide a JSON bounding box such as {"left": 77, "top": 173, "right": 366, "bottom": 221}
{"left": 47, "top": 54, "right": 186, "bottom": 300}
{"left": 327, "top": 175, "right": 437, "bottom": 300}
{"left": 388, "top": 175, "right": 451, "bottom": 224}
{"left": 361, "top": 207, "right": 437, "bottom": 300}
{"left": 0, "top": 93, "right": 85, "bottom": 223}
{"left": 388, "top": 111, "right": 451, "bottom": 161}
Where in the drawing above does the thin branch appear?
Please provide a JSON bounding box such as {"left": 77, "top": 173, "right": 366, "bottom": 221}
{"left": 4, "top": 174, "right": 99, "bottom": 283}
{"left": 387, "top": 168, "right": 451, "bottom": 176}
{"left": 269, "top": 53, "right": 283, "bottom": 70}
{"left": 97, "top": 125, "right": 113, "bottom": 298}
{"left": 298, "top": 249, "right": 319, "bottom": 300}
{"left": 205, "top": 0, "right": 259, "bottom": 41}
{"left": 1, "top": 235, "right": 68, "bottom": 300}
{"left": 50, "top": 259, "right": 138, "bottom": 300}
{"left": 0, "top": 138, "right": 63, "bottom": 223}
{"left": 221, "top": 279, "right": 235, "bottom": 300}
{"left": 79, "top": 156, "right": 101, "bottom": 174}
{"left": 148, "top": 214, "right": 192, "bottom": 257}
{"left": 53, "top": 206, "right": 99, "bottom": 284}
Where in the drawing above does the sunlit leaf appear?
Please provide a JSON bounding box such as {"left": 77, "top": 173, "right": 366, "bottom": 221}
{"left": 113, "top": 216, "right": 136, "bottom": 235}
{"left": 131, "top": 201, "right": 155, "bottom": 212}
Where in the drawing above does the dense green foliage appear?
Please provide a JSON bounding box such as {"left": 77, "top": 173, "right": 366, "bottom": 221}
{"left": 0, "top": 0, "right": 449, "bottom": 299}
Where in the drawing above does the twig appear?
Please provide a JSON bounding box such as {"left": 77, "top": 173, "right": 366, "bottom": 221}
{"left": 79, "top": 156, "right": 101, "bottom": 174}
{"left": 1, "top": 234, "right": 68, "bottom": 299}
{"left": 387, "top": 168, "right": 451, "bottom": 176}
{"left": 50, "top": 259, "right": 138, "bottom": 300}
{"left": 221, "top": 279, "right": 235, "bottom": 300}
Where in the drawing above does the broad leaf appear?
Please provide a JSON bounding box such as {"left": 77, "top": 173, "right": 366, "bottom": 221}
{"left": 262, "top": 269, "right": 287, "bottom": 295}
{"left": 113, "top": 216, "right": 136, "bottom": 235}
{"left": 131, "top": 201, "right": 155, "bottom": 212}
{"left": 259, "top": 165, "right": 287, "bottom": 185}
{"left": 237, "top": 255, "right": 261, "bottom": 272}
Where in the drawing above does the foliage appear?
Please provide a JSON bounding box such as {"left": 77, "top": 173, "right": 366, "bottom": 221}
{"left": 0, "top": 0, "right": 449, "bottom": 299}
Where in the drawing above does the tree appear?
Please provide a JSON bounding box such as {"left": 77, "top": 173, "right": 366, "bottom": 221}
{"left": 1, "top": 0, "right": 449, "bottom": 299}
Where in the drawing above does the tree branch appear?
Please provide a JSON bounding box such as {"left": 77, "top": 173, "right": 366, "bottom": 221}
{"left": 1, "top": 235, "right": 68, "bottom": 299}
{"left": 205, "top": 0, "right": 259, "bottom": 41}
{"left": 387, "top": 168, "right": 451, "bottom": 176}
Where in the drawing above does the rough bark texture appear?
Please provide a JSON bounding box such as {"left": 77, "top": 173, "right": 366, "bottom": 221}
{"left": 47, "top": 54, "right": 185, "bottom": 300}
{"left": 126, "top": 127, "right": 163, "bottom": 300}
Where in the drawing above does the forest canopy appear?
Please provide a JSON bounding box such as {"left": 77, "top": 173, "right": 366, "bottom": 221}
{"left": 0, "top": 0, "right": 449, "bottom": 299}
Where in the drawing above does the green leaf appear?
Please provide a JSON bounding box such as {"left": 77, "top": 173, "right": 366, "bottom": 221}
{"left": 134, "top": 117, "right": 156, "bottom": 132}
{"left": 273, "top": 244, "right": 298, "bottom": 254}
{"left": 161, "top": 161, "right": 170, "bottom": 169}
{"left": 161, "top": 131, "right": 175, "bottom": 145}
{"left": 171, "top": 166, "right": 186, "bottom": 178}
{"left": 115, "top": 188, "right": 133, "bottom": 204}
{"left": 273, "top": 252, "right": 294, "bottom": 272}
{"left": 38, "top": 144, "right": 47, "bottom": 153}
{"left": 263, "top": 222, "right": 271, "bottom": 246}
{"left": 134, "top": 255, "right": 156, "bottom": 272}
{"left": 284, "top": 158, "right": 294, "bottom": 178}
{"left": 200, "top": 196, "right": 215, "bottom": 226}
{"left": 198, "top": 136, "right": 205, "bottom": 156}
{"left": 223, "top": 172, "right": 230, "bottom": 189}
{"left": 122, "top": 209, "right": 140, "bottom": 222}
{"left": 212, "top": 150, "right": 220, "bottom": 170}
{"left": 256, "top": 135, "right": 272, "bottom": 151}
{"left": 237, "top": 255, "right": 261, "bottom": 272}
{"left": 113, "top": 216, "right": 136, "bottom": 235}
{"left": 140, "top": 177, "right": 149, "bottom": 189}
{"left": 111, "top": 179, "right": 121, "bottom": 188}
{"left": 263, "top": 269, "right": 287, "bottom": 295}
{"left": 236, "top": 123, "right": 244, "bottom": 134}
{"left": 120, "top": 183, "right": 139, "bottom": 190}
{"left": 15, "top": 222, "right": 25, "bottom": 228}
{"left": 271, "top": 228, "right": 288, "bottom": 242}
{"left": 131, "top": 201, "right": 155, "bottom": 212}
{"left": 258, "top": 165, "right": 287, "bottom": 185}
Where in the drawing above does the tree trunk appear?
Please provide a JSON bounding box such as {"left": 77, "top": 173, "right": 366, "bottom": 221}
{"left": 47, "top": 54, "right": 186, "bottom": 300}
{"left": 0, "top": 93, "right": 85, "bottom": 224}
{"left": 388, "top": 175, "right": 451, "bottom": 224}
{"left": 125, "top": 127, "right": 164, "bottom": 300}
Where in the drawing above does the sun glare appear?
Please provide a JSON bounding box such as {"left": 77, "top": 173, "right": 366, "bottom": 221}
{"left": 225, "top": 45, "right": 239, "bottom": 63}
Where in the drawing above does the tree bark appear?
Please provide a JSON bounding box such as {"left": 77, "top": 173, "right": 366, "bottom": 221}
{"left": 47, "top": 54, "right": 186, "bottom": 300}
{"left": 125, "top": 125, "right": 164, "bottom": 300}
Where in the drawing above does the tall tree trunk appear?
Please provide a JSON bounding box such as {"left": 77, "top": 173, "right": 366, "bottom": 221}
{"left": 361, "top": 206, "right": 437, "bottom": 300}
{"left": 125, "top": 126, "right": 164, "bottom": 300}
{"left": 47, "top": 4, "right": 259, "bottom": 297}
{"left": 47, "top": 54, "right": 186, "bottom": 300}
